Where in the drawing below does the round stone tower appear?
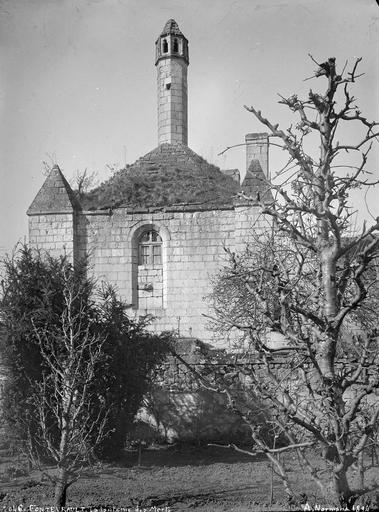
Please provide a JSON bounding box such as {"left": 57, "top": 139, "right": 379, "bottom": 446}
{"left": 155, "top": 19, "right": 189, "bottom": 145}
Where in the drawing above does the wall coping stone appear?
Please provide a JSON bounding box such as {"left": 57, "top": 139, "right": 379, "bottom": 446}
{"left": 27, "top": 211, "right": 76, "bottom": 217}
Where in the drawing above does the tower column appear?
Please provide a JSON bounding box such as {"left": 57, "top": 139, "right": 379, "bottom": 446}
{"left": 155, "top": 19, "right": 189, "bottom": 146}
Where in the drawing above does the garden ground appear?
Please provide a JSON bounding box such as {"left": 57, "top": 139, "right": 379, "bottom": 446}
{"left": 1, "top": 443, "right": 378, "bottom": 511}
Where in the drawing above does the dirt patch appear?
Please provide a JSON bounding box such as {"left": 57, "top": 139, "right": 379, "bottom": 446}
{"left": 1, "top": 445, "right": 378, "bottom": 511}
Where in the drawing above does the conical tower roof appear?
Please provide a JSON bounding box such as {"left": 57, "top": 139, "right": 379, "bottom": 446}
{"left": 160, "top": 19, "right": 186, "bottom": 39}
{"left": 27, "top": 165, "right": 79, "bottom": 215}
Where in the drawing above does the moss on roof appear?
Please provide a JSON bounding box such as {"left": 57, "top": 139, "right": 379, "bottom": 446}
{"left": 81, "top": 144, "right": 241, "bottom": 211}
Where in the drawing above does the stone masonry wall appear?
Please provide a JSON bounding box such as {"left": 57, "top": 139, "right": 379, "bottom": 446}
{"left": 157, "top": 58, "right": 188, "bottom": 145}
{"left": 76, "top": 205, "right": 269, "bottom": 346}
{"left": 29, "top": 213, "right": 76, "bottom": 262}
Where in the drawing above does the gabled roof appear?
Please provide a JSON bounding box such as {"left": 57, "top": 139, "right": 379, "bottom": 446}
{"left": 240, "top": 159, "right": 273, "bottom": 204}
{"left": 27, "top": 165, "right": 79, "bottom": 215}
{"left": 81, "top": 143, "right": 242, "bottom": 211}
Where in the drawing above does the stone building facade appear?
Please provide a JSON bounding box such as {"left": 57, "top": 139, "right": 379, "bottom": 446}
{"left": 27, "top": 19, "right": 271, "bottom": 348}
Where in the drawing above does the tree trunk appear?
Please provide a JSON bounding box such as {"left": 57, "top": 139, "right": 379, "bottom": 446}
{"left": 322, "top": 253, "right": 337, "bottom": 319}
{"left": 54, "top": 467, "right": 69, "bottom": 508}
{"left": 333, "top": 469, "right": 352, "bottom": 509}
{"left": 317, "top": 249, "right": 337, "bottom": 379}
{"left": 317, "top": 334, "right": 335, "bottom": 379}
{"left": 357, "top": 451, "right": 364, "bottom": 489}
{"left": 55, "top": 377, "right": 71, "bottom": 508}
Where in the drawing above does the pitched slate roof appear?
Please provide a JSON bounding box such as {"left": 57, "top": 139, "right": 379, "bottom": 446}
{"left": 27, "top": 165, "right": 79, "bottom": 215}
{"left": 81, "top": 143, "right": 242, "bottom": 211}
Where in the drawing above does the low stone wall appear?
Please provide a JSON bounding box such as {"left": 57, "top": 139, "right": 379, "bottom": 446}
{"left": 135, "top": 338, "right": 266, "bottom": 443}
{"left": 2, "top": 334, "right": 377, "bottom": 446}
{"left": 135, "top": 337, "right": 379, "bottom": 444}
{"left": 138, "top": 388, "right": 252, "bottom": 443}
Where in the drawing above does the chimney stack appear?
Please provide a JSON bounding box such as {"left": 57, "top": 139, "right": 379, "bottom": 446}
{"left": 245, "top": 133, "right": 269, "bottom": 178}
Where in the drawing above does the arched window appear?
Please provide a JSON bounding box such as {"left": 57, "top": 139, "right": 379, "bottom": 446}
{"left": 162, "top": 39, "right": 168, "bottom": 53}
{"left": 173, "top": 38, "right": 179, "bottom": 53}
{"left": 138, "top": 230, "right": 162, "bottom": 266}
{"left": 130, "top": 224, "right": 169, "bottom": 311}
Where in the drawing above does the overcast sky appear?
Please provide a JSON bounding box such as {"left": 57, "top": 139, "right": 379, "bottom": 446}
{"left": 1, "top": 0, "right": 378, "bottom": 255}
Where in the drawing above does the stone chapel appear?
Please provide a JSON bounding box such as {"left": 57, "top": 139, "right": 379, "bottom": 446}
{"left": 27, "top": 19, "right": 271, "bottom": 347}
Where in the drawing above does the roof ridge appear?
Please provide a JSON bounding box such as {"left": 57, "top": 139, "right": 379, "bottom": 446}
{"left": 133, "top": 143, "right": 217, "bottom": 170}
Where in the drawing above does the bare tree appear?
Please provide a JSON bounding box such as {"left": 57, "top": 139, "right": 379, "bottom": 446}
{"left": 27, "top": 270, "right": 109, "bottom": 507}
{"left": 42, "top": 153, "right": 58, "bottom": 176}
{"left": 192, "top": 57, "right": 379, "bottom": 509}
{"left": 71, "top": 168, "right": 98, "bottom": 198}
{"left": 1, "top": 247, "right": 173, "bottom": 505}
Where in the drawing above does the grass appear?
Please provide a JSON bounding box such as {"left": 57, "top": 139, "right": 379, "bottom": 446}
{"left": 1, "top": 444, "right": 378, "bottom": 511}
{"left": 81, "top": 144, "right": 240, "bottom": 211}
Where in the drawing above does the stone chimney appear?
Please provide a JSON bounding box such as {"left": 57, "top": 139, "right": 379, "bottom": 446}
{"left": 245, "top": 132, "right": 269, "bottom": 178}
